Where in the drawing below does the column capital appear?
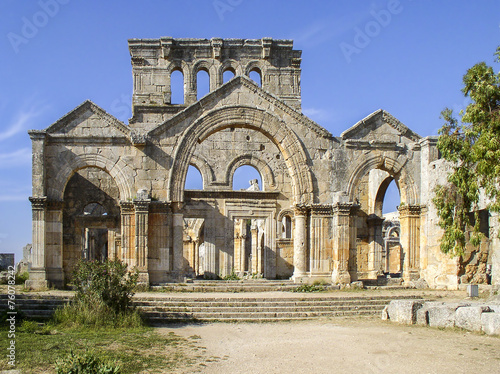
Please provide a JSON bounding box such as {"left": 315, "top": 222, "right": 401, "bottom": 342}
{"left": 398, "top": 204, "right": 422, "bottom": 217}
{"left": 29, "top": 196, "right": 47, "bottom": 210}
{"left": 120, "top": 201, "right": 135, "bottom": 213}
{"left": 133, "top": 199, "right": 151, "bottom": 213}
{"left": 28, "top": 130, "right": 47, "bottom": 142}
{"left": 332, "top": 202, "right": 359, "bottom": 215}
{"left": 310, "top": 204, "right": 333, "bottom": 216}
{"left": 293, "top": 204, "right": 309, "bottom": 217}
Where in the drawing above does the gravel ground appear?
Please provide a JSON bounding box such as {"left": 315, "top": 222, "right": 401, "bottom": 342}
{"left": 162, "top": 317, "right": 500, "bottom": 374}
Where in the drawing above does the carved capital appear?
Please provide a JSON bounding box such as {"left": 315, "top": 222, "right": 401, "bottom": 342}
{"left": 120, "top": 201, "right": 135, "bottom": 214}
{"left": 310, "top": 204, "right": 333, "bottom": 216}
{"left": 29, "top": 196, "right": 47, "bottom": 210}
{"left": 332, "top": 202, "right": 359, "bottom": 216}
{"left": 133, "top": 199, "right": 150, "bottom": 213}
{"left": 398, "top": 204, "right": 422, "bottom": 217}
{"left": 294, "top": 204, "right": 309, "bottom": 217}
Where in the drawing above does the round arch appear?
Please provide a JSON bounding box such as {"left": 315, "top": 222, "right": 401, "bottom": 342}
{"left": 49, "top": 153, "right": 134, "bottom": 202}
{"left": 188, "top": 154, "right": 215, "bottom": 189}
{"left": 346, "top": 154, "right": 418, "bottom": 205}
{"left": 168, "top": 106, "right": 313, "bottom": 204}
{"left": 226, "top": 154, "right": 276, "bottom": 191}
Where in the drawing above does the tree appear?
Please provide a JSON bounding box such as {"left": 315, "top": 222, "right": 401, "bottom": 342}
{"left": 434, "top": 46, "right": 500, "bottom": 257}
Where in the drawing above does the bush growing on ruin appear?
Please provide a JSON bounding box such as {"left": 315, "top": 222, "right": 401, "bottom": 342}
{"left": 434, "top": 46, "right": 500, "bottom": 256}
{"left": 54, "top": 259, "right": 142, "bottom": 327}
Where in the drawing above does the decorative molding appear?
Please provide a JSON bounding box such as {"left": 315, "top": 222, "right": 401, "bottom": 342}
{"left": 29, "top": 196, "right": 47, "bottom": 210}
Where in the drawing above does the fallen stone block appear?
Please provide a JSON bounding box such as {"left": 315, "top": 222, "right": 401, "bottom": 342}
{"left": 428, "top": 304, "right": 461, "bottom": 328}
{"left": 455, "top": 306, "right": 491, "bottom": 332}
{"left": 481, "top": 312, "right": 500, "bottom": 335}
{"left": 415, "top": 301, "right": 446, "bottom": 326}
{"left": 386, "top": 300, "right": 423, "bottom": 324}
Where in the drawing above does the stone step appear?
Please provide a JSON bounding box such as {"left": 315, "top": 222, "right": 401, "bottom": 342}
{"left": 0, "top": 293, "right": 427, "bottom": 322}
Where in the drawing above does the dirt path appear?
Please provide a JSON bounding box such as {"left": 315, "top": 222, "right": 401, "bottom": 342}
{"left": 161, "top": 317, "right": 500, "bottom": 374}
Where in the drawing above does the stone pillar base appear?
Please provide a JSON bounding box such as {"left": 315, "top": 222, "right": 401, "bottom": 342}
{"left": 137, "top": 271, "right": 150, "bottom": 285}
{"left": 25, "top": 279, "right": 50, "bottom": 290}
{"left": 291, "top": 272, "right": 307, "bottom": 283}
{"left": 331, "top": 270, "right": 351, "bottom": 285}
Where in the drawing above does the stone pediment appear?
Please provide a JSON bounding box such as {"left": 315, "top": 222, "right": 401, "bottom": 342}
{"left": 341, "top": 109, "right": 421, "bottom": 142}
{"left": 148, "top": 75, "right": 332, "bottom": 139}
{"left": 45, "top": 100, "right": 130, "bottom": 138}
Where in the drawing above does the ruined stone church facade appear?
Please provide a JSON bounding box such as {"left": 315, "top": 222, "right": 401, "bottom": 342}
{"left": 27, "top": 37, "right": 499, "bottom": 290}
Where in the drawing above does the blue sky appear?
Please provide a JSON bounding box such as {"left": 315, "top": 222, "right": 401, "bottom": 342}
{"left": 0, "top": 0, "right": 499, "bottom": 263}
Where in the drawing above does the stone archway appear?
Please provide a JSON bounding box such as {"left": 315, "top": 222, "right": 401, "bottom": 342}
{"left": 168, "top": 106, "right": 313, "bottom": 205}
{"left": 346, "top": 154, "right": 421, "bottom": 283}
{"left": 50, "top": 153, "right": 134, "bottom": 202}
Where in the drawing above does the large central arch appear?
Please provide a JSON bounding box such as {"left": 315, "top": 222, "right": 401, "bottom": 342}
{"left": 167, "top": 106, "right": 314, "bottom": 204}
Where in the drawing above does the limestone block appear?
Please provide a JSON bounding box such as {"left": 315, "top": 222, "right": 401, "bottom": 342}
{"left": 481, "top": 312, "right": 500, "bottom": 335}
{"left": 427, "top": 303, "right": 468, "bottom": 328}
{"left": 381, "top": 305, "right": 389, "bottom": 320}
{"left": 455, "top": 306, "right": 491, "bottom": 332}
{"left": 386, "top": 300, "right": 423, "bottom": 324}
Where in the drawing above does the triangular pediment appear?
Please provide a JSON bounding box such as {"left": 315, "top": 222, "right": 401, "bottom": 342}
{"left": 148, "top": 75, "right": 332, "bottom": 139}
{"left": 45, "top": 100, "right": 130, "bottom": 138}
{"left": 341, "top": 109, "right": 421, "bottom": 142}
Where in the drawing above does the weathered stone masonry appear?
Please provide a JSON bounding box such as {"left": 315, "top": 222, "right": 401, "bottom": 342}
{"left": 27, "top": 37, "right": 499, "bottom": 289}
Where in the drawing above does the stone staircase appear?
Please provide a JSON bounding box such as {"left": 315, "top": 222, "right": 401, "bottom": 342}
{"left": 151, "top": 279, "right": 317, "bottom": 293}
{"left": 0, "top": 292, "right": 425, "bottom": 323}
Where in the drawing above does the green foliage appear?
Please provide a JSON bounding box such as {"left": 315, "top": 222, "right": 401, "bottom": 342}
{"left": 72, "top": 259, "right": 139, "bottom": 313}
{"left": 292, "top": 283, "right": 326, "bottom": 292}
{"left": 55, "top": 350, "right": 121, "bottom": 374}
{"left": 15, "top": 271, "right": 29, "bottom": 284}
{"left": 55, "top": 259, "right": 142, "bottom": 328}
{"left": 434, "top": 46, "right": 500, "bottom": 256}
{"left": 223, "top": 270, "right": 241, "bottom": 280}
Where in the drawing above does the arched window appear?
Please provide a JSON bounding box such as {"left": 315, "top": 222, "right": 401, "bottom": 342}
{"left": 382, "top": 180, "right": 400, "bottom": 214}
{"left": 185, "top": 165, "right": 203, "bottom": 190}
{"left": 223, "top": 69, "right": 236, "bottom": 83}
{"left": 249, "top": 68, "right": 262, "bottom": 87}
{"left": 282, "top": 215, "right": 292, "bottom": 239}
{"left": 232, "top": 165, "right": 262, "bottom": 191}
{"left": 197, "top": 69, "right": 210, "bottom": 100}
{"left": 170, "top": 69, "right": 184, "bottom": 104}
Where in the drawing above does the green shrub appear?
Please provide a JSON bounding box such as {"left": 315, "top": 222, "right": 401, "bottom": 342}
{"left": 55, "top": 259, "right": 142, "bottom": 328}
{"left": 223, "top": 271, "right": 241, "bottom": 281}
{"left": 291, "top": 284, "right": 327, "bottom": 293}
{"left": 55, "top": 350, "right": 121, "bottom": 374}
{"left": 15, "top": 271, "right": 29, "bottom": 284}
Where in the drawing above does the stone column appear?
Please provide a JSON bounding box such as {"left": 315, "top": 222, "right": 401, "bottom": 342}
{"left": 45, "top": 201, "right": 64, "bottom": 287}
{"left": 134, "top": 198, "right": 150, "bottom": 283}
{"left": 120, "top": 201, "right": 135, "bottom": 266}
{"left": 292, "top": 205, "right": 308, "bottom": 281}
{"left": 171, "top": 202, "right": 184, "bottom": 280}
{"left": 367, "top": 215, "right": 384, "bottom": 278}
{"left": 331, "top": 203, "right": 357, "bottom": 285}
{"left": 398, "top": 204, "right": 421, "bottom": 282}
{"left": 250, "top": 224, "right": 259, "bottom": 274}
{"left": 26, "top": 197, "right": 49, "bottom": 289}
{"left": 28, "top": 130, "right": 46, "bottom": 197}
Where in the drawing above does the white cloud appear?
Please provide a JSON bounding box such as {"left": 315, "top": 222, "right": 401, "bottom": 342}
{"left": 0, "top": 102, "right": 49, "bottom": 142}
{"left": 302, "top": 107, "right": 331, "bottom": 122}
{"left": 0, "top": 147, "right": 31, "bottom": 168}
